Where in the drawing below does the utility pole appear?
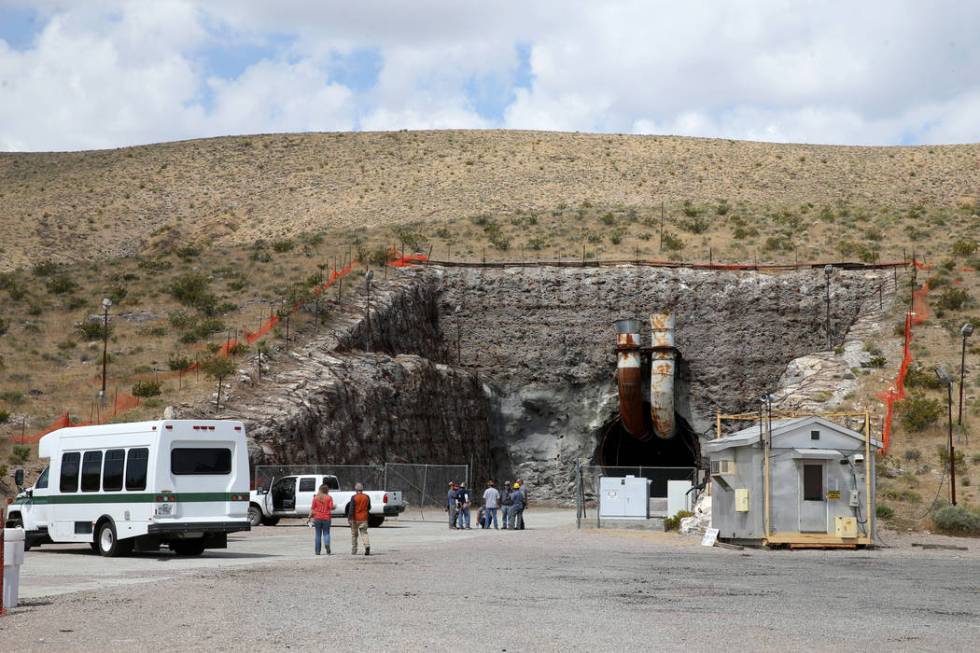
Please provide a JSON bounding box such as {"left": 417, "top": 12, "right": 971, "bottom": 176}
{"left": 659, "top": 200, "right": 665, "bottom": 252}
{"left": 100, "top": 298, "right": 112, "bottom": 401}
{"left": 960, "top": 323, "right": 974, "bottom": 427}
{"left": 936, "top": 366, "right": 957, "bottom": 505}
{"left": 365, "top": 270, "right": 374, "bottom": 353}
{"left": 824, "top": 265, "right": 833, "bottom": 348}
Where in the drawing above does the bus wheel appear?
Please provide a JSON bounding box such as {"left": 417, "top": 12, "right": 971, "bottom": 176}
{"left": 97, "top": 521, "right": 131, "bottom": 557}
{"left": 172, "top": 539, "right": 206, "bottom": 556}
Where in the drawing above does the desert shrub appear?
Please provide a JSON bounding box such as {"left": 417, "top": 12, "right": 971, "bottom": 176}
{"left": 527, "top": 237, "right": 545, "bottom": 251}
{"left": 271, "top": 239, "right": 295, "bottom": 253}
{"left": 937, "top": 447, "right": 967, "bottom": 473}
{"left": 733, "top": 225, "right": 758, "bottom": 240}
{"left": 875, "top": 505, "right": 895, "bottom": 519}
{"left": 168, "top": 356, "right": 192, "bottom": 373}
{"left": 663, "top": 510, "right": 694, "bottom": 531}
{"left": 45, "top": 274, "right": 78, "bottom": 295}
{"left": 489, "top": 231, "right": 511, "bottom": 251}
{"left": 905, "top": 364, "right": 944, "bottom": 390}
{"left": 936, "top": 287, "right": 971, "bottom": 311}
{"left": 680, "top": 217, "right": 710, "bottom": 234}
{"left": 903, "top": 449, "right": 922, "bottom": 462}
{"left": 0, "top": 317, "right": 7, "bottom": 337}
{"left": 9, "top": 444, "right": 31, "bottom": 465}
{"left": 931, "top": 505, "right": 980, "bottom": 534}
{"left": 0, "top": 409, "right": 9, "bottom": 424}
{"left": 250, "top": 248, "right": 272, "bottom": 263}
{"left": 77, "top": 320, "right": 109, "bottom": 341}
{"left": 681, "top": 200, "right": 701, "bottom": 217}
{"left": 866, "top": 355, "right": 887, "bottom": 369}
{"left": 32, "top": 261, "right": 59, "bottom": 277}
{"left": 661, "top": 232, "right": 684, "bottom": 251}
{"left": 175, "top": 245, "right": 200, "bottom": 260}
{"left": 951, "top": 239, "right": 977, "bottom": 257}
{"left": 715, "top": 200, "right": 729, "bottom": 216}
{"left": 600, "top": 212, "right": 616, "bottom": 226}
{"left": 107, "top": 285, "right": 128, "bottom": 305}
{"left": 131, "top": 379, "right": 162, "bottom": 398}
{"left": 898, "top": 395, "right": 943, "bottom": 432}
{"left": 762, "top": 235, "right": 792, "bottom": 252}
{"left": 168, "top": 310, "right": 194, "bottom": 329}
{"left": 170, "top": 273, "right": 216, "bottom": 313}
{"left": 0, "top": 390, "right": 25, "bottom": 404}
{"left": 818, "top": 206, "right": 835, "bottom": 222}
{"left": 228, "top": 342, "right": 249, "bottom": 356}
{"left": 881, "top": 488, "right": 921, "bottom": 503}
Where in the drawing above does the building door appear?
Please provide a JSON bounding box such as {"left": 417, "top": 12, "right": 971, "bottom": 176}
{"left": 799, "top": 463, "right": 828, "bottom": 533}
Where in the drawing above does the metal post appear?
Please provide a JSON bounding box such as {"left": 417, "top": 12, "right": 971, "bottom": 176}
{"left": 824, "top": 265, "right": 833, "bottom": 348}
{"left": 101, "top": 298, "right": 112, "bottom": 396}
{"left": 659, "top": 200, "right": 664, "bottom": 252}
{"left": 959, "top": 324, "right": 974, "bottom": 427}
{"left": 948, "top": 381, "right": 957, "bottom": 506}
{"left": 0, "top": 521, "right": 5, "bottom": 616}
{"left": 420, "top": 464, "right": 428, "bottom": 521}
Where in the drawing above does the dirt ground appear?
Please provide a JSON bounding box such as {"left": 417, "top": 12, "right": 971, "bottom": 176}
{"left": 1, "top": 511, "right": 977, "bottom": 652}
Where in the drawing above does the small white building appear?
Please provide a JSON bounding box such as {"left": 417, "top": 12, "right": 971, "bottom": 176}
{"left": 703, "top": 416, "right": 879, "bottom": 547}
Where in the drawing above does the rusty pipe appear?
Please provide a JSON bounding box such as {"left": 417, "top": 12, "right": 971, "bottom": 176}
{"left": 650, "top": 312, "right": 676, "bottom": 439}
{"left": 614, "top": 318, "right": 649, "bottom": 440}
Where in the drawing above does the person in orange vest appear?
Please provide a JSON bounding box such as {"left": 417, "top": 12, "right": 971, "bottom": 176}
{"left": 345, "top": 483, "right": 372, "bottom": 556}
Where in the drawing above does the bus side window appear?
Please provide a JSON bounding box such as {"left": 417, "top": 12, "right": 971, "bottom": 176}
{"left": 103, "top": 449, "right": 125, "bottom": 491}
{"left": 81, "top": 451, "right": 103, "bottom": 492}
{"left": 60, "top": 452, "right": 81, "bottom": 493}
{"left": 126, "top": 448, "right": 149, "bottom": 491}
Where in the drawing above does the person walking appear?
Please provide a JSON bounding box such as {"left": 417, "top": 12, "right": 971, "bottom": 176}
{"left": 447, "top": 481, "right": 459, "bottom": 529}
{"left": 500, "top": 480, "right": 512, "bottom": 529}
{"left": 346, "top": 483, "right": 372, "bottom": 555}
{"left": 508, "top": 482, "right": 525, "bottom": 530}
{"left": 307, "top": 483, "right": 335, "bottom": 555}
{"left": 457, "top": 482, "right": 472, "bottom": 529}
{"left": 482, "top": 481, "right": 500, "bottom": 529}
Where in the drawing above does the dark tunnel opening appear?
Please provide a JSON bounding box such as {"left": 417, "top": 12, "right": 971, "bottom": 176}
{"left": 594, "top": 403, "right": 701, "bottom": 496}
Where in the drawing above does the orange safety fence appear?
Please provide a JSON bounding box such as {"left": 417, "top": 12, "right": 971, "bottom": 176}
{"left": 15, "top": 389, "right": 143, "bottom": 445}
{"left": 388, "top": 252, "right": 429, "bottom": 267}
{"left": 876, "top": 260, "right": 932, "bottom": 454}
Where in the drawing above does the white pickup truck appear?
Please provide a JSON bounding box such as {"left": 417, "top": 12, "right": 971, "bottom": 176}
{"left": 248, "top": 474, "right": 405, "bottom": 528}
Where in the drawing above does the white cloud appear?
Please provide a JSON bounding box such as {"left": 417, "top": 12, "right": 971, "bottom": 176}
{"left": 0, "top": 0, "right": 978, "bottom": 150}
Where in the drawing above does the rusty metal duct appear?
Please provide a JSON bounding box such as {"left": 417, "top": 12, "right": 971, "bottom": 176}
{"left": 614, "top": 318, "right": 649, "bottom": 440}
{"left": 650, "top": 312, "right": 677, "bottom": 439}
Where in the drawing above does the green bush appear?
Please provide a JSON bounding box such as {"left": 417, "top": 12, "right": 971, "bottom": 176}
{"left": 903, "top": 448, "right": 922, "bottom": 462}
{"left": 32, "top": 261, "right": 59, "bottom": 277}
{"left": 876, "top": 504, "right": 895, "bottom": 519}
{"left": 905, "top": 364, "right": 945, "bottom": 390}
{"left": 131, "top": 379, "right": 162, "bottom": 398}
{"left": 0, "top": 390, "right": 25, "bottom": 404}
{"left": 951, "top": 239, "right": 977, "bottom": 257}
{"left": 661, "top": 232, "right": 684, "bottom": 251}
{"left": 9, "top": 444, "right": 31, "bottom": 465}
{"left": 936, "top": 287, "right": 971, "bottom": 311}
{"left": 78, "top": 320, "right": 109, "bottom": 341}
{"left": 715, "top": 201, "right": 729, "bottom": 216}
{"left": 45, "top": 274, "right": 78, "bottom": 295}
{"left": 0, "top": 317, "right": 7, "bottom": 337}
{"left": 681, "top": 200, "right": 701, "bottom": 217}
{"left": 733, "top": 225, "right": 759, "bottom": 240}
{"left": 680, "top": 217, "right": 710, "bottom": 234}
{"left": 898, "top": 396, "right": 943, "bottom": 432}
{"left": 271, "top": 239, "right": 295, "bottom": 253}
{"left": 664, "top": 510, "right": 694, "bottom": 531}
{"left": 931, "top": 505, "right": 980, "bottom": 534}
{"left": 0, "top": 409, "right": 9, "bottom": 424}
{"left": 169, "top": 273, "right": 216, "bottom": 313}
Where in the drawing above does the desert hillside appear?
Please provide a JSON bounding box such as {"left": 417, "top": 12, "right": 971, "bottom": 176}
{"left": 0, "top": 130, "right": 977, "bottom": 270}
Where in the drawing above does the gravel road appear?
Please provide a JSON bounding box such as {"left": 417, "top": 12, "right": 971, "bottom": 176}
{"left": 1, "top": 513, "right": 977, "bottom": 652}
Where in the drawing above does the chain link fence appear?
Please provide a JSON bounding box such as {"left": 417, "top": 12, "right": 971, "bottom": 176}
{"left": 253, "top": 463, "right": 468, "bottom": 518}
{"left": 574, "top": 464, "right": 701, "bottom": 528}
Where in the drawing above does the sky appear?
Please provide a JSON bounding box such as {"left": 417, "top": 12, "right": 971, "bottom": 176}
{"left": 1, "top": 0, "right": 978, "bottom": 151}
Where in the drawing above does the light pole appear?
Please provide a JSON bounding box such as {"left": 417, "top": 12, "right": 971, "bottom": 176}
{"left": 453, "top": 305, "right": 462, "bottom": 366}
{"left": 100, "top": 298, "right": 112, "bottom": 398}
{"left": 824, "top": 264, "right": 833, "bottom": 349}
{"left": 365, "top": 270, "right": 374, "bottom": 353}
{"left": 959, "top": 323, "right": 974, "bottom": 427}
{"left": 935, "top": 366, "right": 956, "bottom": 506}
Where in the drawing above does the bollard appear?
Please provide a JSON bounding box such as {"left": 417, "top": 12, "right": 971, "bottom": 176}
{"left": 2, "top": 527, "right": 25, "bottom": 612}
{"left": 0, "top": 524, "right": 4, "bottom": 616}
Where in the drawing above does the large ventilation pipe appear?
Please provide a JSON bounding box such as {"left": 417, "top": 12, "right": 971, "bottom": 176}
{"left": 650, "top": 312, "right": 676, "bottom": 439}
{"left": 614, "top": 318, "right": 649, "bottom": 440}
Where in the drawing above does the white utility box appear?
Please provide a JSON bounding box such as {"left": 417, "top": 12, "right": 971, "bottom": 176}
{"left": 667, "top": 480, "right": 694, "bottom": 517}
{"left": 599, "top": 476, "right": 651, "bottom": 519}
{"left": 3, "top": 527, "right": 25, "bottom": 609}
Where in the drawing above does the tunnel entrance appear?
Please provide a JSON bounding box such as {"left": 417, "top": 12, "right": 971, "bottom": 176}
{"left": 594, "top": 403, "right": 701, "bottom": 497}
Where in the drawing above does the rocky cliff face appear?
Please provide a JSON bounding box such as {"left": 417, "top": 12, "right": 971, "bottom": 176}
{"left": 201, "top": 264, "right": 886, "bottom": 502}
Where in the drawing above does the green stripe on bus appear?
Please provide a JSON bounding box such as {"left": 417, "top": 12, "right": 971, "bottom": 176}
{"left": 12, "top": 492, "right": 244, "bottom": 505}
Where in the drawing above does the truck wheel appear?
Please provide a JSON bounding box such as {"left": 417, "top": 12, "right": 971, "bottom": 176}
{"left": 368, "top": 515, "right": 385, "bottom": 528}
{"left": 171, "top": 539, "right": 206, "bottom": 556}
{"left": 96, "top": 521, "right": 132, "bottom": 557}
{"left": 261, "top": 516, "right": 280, "bottom": 527}
{"left": 9, "top": 515, "right": 31, "bottom": 551}
{"left": 248, "top": 504, "right": 264, "bottom": 527}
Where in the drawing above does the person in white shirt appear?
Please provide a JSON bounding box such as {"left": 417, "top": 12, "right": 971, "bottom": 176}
{"left": 482, "top": 480, "right": 501, "bottom": 529}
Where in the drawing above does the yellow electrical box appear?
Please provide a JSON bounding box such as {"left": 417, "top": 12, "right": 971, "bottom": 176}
{"left": 835, "top": 516, "right": 858, "bottom": 538}
{"left": 735, "top": 488, "right": 750, "bottom": 512}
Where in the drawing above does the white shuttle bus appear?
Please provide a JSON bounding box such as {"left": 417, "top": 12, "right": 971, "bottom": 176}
{"left": 4, "top": 419, "right": 251, "bottom": 556}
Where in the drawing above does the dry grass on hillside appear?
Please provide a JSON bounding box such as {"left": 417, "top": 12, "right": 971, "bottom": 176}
{"left": 0, "top": 130, "right": 977, "bottom": 271}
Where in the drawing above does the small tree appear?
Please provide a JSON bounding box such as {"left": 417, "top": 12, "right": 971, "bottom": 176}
{"left": 131, "top": 379, "right": 162, "bottom": 399}
{"left": 168, "top": 355, "right": 193, "bottom": 389}
{"left": 203, "top": 356, "right": 236, "bottom": 410}
{"left": 9, "top": 444, "right": 31, "bottom": 466}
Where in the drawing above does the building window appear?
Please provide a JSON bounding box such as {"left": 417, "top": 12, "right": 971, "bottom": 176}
{"left": 803, "top": 464, "right": 824, "bottom": 501}
{"left": 810, "top": 430, "right": 820, "bottom": 440}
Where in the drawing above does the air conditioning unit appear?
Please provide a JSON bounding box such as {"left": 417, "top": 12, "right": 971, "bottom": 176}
{"left": 710, "top": 459, "right": 735, "bottom": 476}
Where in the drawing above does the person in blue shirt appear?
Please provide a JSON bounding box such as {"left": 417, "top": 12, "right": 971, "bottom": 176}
{"left": 446, "top": 482, "right": 458, "bottom": 529}
{"left": 456, "top": 482, "right": 472, "bottom": 529}
{"left": 508, "top": 482, "right": 525, "bottom": 529}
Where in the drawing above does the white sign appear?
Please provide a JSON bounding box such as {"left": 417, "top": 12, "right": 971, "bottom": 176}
{"left": 701, "top": 528, "right": 719, "bottom": 547}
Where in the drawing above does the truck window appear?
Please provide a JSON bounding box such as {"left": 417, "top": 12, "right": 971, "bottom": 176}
{"left": 60, "top": 452, "right": 81, "bottom": 493}
{"left": 103, "top": 449, "right": 125, "bottom": 491}
{"left": 81, "top": 451, "right": 103, "bottom": 492}
{"left": 126, "top": 448, "right": 149, "bottom": 491}
{"left": 298, "top": 477, "right": 316, "bottom": 492}
{"left": 171, "top": 448, "right": 232, "bottom": 475}
{"left": 322, "top": 476, "right": 340, "bottom": 490}
{"left": 36, "top": 467, "right": 49, "bottom": 489}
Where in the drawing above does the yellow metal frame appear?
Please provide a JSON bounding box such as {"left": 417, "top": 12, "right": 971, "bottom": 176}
{"left": 713, "top": 409, "right": 874, "bottom": 548}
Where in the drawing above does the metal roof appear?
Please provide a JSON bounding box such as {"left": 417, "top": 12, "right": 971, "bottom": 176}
{"left": 703, "top": 415, "right": 882, "bottom": 453}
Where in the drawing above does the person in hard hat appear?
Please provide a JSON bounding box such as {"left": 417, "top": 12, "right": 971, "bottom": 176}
{"left": 447, "top": 481, "right": 459, "bottom": 530}
{"left": 508, "top": 482, "right": 525, "bottom": 529}
{"left": 345, "top": 483, "right": 372, "bottom": 555}
{"left": 456, "top": 482, "right": 472, "bottom": 529}
{"left": 516, "top": 479, "right": 528, "bottom": 530}
{"left": 500, "top": 480, "right": 513, "bottom": 529}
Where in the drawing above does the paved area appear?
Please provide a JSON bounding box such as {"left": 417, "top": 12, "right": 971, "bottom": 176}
{"left": 2, "top": 511, "right": 978, "bottom": 652}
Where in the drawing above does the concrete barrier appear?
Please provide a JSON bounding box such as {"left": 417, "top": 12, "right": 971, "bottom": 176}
{"left": 3, "top": 528, "right": 25, "bottom": 610}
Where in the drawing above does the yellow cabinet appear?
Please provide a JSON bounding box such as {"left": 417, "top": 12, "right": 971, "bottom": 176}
{"left": 835, "top": 516, "right": 858, "bottom": 538}
{"left": 735, "top": 488, "right": 750, "bottom": 512}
